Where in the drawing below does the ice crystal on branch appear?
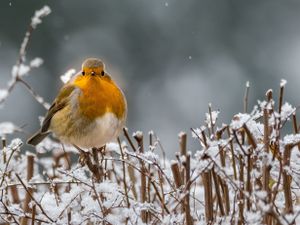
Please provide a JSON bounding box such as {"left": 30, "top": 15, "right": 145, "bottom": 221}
{"left": 31, "top": 5, "right": 51, "bottom": 29}
{"left": 0, "top": 89, "right": 8, "bottom": 103}
{"left": 0, "top": 122, "right": 20, "bottom": 136}
{"left": 30, "top": 57, "right": 43, "bottom": 68}
{"left": 60, "top": 68, "right": 76, "bottom": 83}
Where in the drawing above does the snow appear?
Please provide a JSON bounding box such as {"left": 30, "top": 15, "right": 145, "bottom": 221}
{"left": 142, "top": 150, "right": 159, "bottom": 162}
{"left": 60, "top": 68, "right": 76, "bottom": 83}
{"left": 244, "top": 211, "right": 262, "bottom": 224}
{"left": 246, "top": 81, "right": 250, "bottom": 87}
{"left": 31, "top": 5, "right": 52, "bottom": 29}
{"left": 30, "top": 57, "right": 43, "bottom": 67}
{"left": 8, "top": 138, "right": 22, "bottom": 150}
{"left": 133, "top": 130, "right": 143, "bottom": 139}
{"left": 205, "top": 110, "right": 219, "bottom": 127}
{"left": 191, "top": 126, "right": 206, "bottom": 138}
{"left": 283, "top": 134, "right": 300, "bottom": 145}
{"left": 10, "top": 58, "right": 44, "bottom": 78}
{"left": 0, "top": 122, "right": 19, "bottom": 136}
{"left": 35, "top": 137, "right": 77, "bottom": 154}
{"left": 106, "top": 142, "right": 120, "bottom": 154}
{"left": 280, "top": 102, "right": 295, "bottom": 121}
{"left": 36, "top": 96, "right": 51, "bottom": 109}
{"left": 231, "top": 113, "right": 251, "bottom": 129}
{"left": 266, "top": 89, "right": 272, "bottom": 96}
{"left": 95, "top": 181, "right": 118, "bottom": 193}
{"left": 11, "top": 64, "right": 30, "bottom": 77}
{"left": 0, "top": 89, "right": 8, "bottom": 102}
{"left": 280, "top": 79, "right": 287, "bottom": 87}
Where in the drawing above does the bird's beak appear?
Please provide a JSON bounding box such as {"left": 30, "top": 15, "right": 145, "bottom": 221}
{"left": 91, "top": 71, "right": 96, "bottom": 76}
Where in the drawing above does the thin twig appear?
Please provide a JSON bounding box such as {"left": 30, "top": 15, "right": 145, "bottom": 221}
{"left": 15, "top": 173, "right": 54, "bottom": 222}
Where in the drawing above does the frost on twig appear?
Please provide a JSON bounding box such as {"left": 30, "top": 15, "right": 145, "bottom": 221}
{"left": 2, "top": 5, "right": 300, "bottom": 224}
{"left": 60, "top": 68, "right": 76, "bottom": 83}
{"left": 2, "top": 75, "right": 300, "bottom": 224}
{"left": 0, "top": 122, "right": 22, "bottom": 137}
{"left": 0, "top": 5, "right": 51, "bottom": 109}
{"left": 31, "top": 6, "right": 51, "bottom": 29}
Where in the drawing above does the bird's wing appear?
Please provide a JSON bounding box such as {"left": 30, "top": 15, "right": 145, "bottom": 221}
{"left": 41, "top": 84, "right": 77, "bottom": 133}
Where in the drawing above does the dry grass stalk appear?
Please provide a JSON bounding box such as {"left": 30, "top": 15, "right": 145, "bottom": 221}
{"left": 117, "top": 138, "right": 130, "bottom": 207}
{"left": 244, "top": 81, "right": 250, "bottom": 113}
{"left": 158, "top": 168, "right": 166, "bottom": 216}
{"left": 283, "top": 145, "right": 293, "bottom": 214}
{"left": 171, "top": 161, "right": 183, "bottom": 188}
{"left": 1, "top": 137, "right": 7, "bottom": 164}
{"left": 179, "top": 132, "right": 187, "bottom": 182}
{"left": 278, "top": 83, "right": 284, "bottom": 114}
{"left": 243, "top": 124, "right": 257, "bottom": 149}
{"left": 127, "top": 164, "right": 137, "bottom": 200}
{"left": 179, "top": 132, "right": 187, "bottom": 157}
{"left": 183, "top": 153, "right": 193, "bottom": 225}
{"left": 212, "top": 168, "right": 225, "bottom": 216}
{"left": 246, "top": 147, "right": 252, "bottom": 211}
{"left": 238, "top": 153, "right": 245, "bottom": 225}
{"left": 31, "top": 204, "right": 36, "bottom": 225}
{"left": 20, "top": 154, "right": 34, "bottom": 225}
{"left": 123, "top": 128, "right": 137, "bottom": 152}
{"left": 292, "top": 112, "right": 300, "bottom": 152}
{"left": 133, "top": 132, "right": 147, "bottom": 222}
{"left": 227, "top": 127, "right": 237, "bottom": 180}
{"left": 178, "top": 132, "right": 193, "bottom": 224}
{"left": 10, "top": 185, "right": 20, "bottom": 204}
{"left": 202, "top": 170, "right": 213, "bottom": 224}
{"left": 208, "top": 104, "right": 215, "bottom": 135}
{"left": 218, "top": 144, "right": 230, "bottom": 215}
{"left": 263, "top": 106, "right": 272, "bottom": 224}
{"left": 215, "top": 127, "right": 230, "bottom": 215}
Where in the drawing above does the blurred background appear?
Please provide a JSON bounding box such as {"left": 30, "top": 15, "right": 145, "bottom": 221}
{"left": 1, "top": 0, "right": 300, "bottom": 155}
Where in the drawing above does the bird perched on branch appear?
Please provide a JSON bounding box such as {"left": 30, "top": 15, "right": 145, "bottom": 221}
{"left": 27, "top": 58, "right": 127, "bottom": 150}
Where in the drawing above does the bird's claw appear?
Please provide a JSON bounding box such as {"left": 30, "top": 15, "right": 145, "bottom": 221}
{"left": 78, "top": 151, "right": 90, "bottom": 166}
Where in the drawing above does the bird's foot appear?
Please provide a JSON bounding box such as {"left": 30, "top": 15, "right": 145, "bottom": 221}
{"left": 73, "top": 145, "right": 90, "bottom": 166}
{"left": 79, "top": 151, "right": 91, "bottom": 167}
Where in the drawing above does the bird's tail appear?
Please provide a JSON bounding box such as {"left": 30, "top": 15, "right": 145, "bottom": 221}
{"left": 27, "top": 131, "right": 49, "bottom": 146}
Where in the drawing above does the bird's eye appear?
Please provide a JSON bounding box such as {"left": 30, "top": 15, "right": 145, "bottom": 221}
{"left": 101, "top": 71, "right": 105, "bottom": 76}
{"left": 82, "top": 71, "right": 85, "bottom": 75}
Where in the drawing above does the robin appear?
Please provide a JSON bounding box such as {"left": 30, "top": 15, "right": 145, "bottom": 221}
{"left": 27, "top": 58, "right": 127, "bottom": 151}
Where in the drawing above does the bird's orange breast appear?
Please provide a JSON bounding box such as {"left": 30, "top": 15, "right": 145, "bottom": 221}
{"left": 73, "top": 75, "right": 126, "bottom": 120}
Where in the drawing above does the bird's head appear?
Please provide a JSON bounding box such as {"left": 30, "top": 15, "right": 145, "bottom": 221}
{"left": 81, "top": 58, "right": 107, "bottom": 78}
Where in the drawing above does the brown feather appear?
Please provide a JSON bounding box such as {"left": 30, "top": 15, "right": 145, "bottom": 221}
{"left": 27, "top": 84, "right": 76, "bottom": 146}
{"left": 27, "top": 131, "right": 49, "bottom": 146}
{"left": 41, "top": 85, "right": 76, "bottom": 132}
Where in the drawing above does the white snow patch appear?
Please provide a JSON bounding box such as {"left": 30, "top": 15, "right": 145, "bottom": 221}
{"left": 0, "top": 89, "right": 8, "bottom": 102}
{"left": 30, "top": 57, "right": 43, "bottom": 68}
{"left": 60, "top": 68, "right": 76, "bottom": 83}
{"left": 205, "top": 110, "right": 219, "bottom": 127}
{"left": 231, "top": 113, "right": 251, "bottom": 129}
{"left": 283, "top": 134, "right": 300, "bottom": 145}
{"left": 246, "top": 81, "right": 250, "bottom": 87}
{"left": 31, "top": 6, "right": 51, "bottom": 29}
{"left": 280, "top": 79, "right": 287, "bottom": 87}
{"left": 0, "top": 122, "right": 19, "bottom": 136}
{"left": 11, "top": 64, "right": 30, "bottom": 77}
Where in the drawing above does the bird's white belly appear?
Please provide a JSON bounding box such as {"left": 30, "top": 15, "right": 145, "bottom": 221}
{"left": 70, "top": 112, "right": 124, "bottom": 148}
